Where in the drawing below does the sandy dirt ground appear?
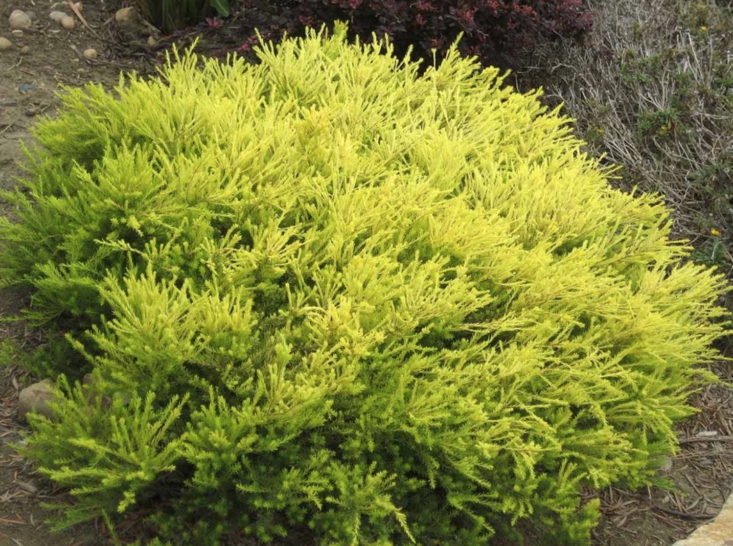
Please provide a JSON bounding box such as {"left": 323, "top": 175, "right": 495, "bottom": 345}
{"left": 0, "top": 1, "right": 154, "bottom": 544}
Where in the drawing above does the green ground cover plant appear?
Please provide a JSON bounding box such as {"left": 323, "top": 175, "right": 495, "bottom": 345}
{"left": 0, "top": 23, "right": 729, "bottom": 545}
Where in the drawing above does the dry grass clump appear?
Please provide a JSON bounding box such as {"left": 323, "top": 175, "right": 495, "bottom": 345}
{"left": 517, "top": 0, "right": 733, "bottom": 274}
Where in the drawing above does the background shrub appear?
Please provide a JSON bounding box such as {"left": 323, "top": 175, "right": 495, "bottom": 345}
{"left": 221, "top": 0, "right": 592, "bottom": 70}
{"left": 1, "top": 24, "right": 728, "bottom": 545}
{"left": 134, "top": 0, "right": 231, "bottom": 32}
{"left": 517, "top": 0, "right": 733, "bottom": 273}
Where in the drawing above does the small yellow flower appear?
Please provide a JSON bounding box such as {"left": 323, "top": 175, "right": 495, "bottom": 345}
{"left": 700, "top": 26, "right": 708, "bottom": 32}
{"left": 711, "top": 228, "right": 721, "bottom": 236}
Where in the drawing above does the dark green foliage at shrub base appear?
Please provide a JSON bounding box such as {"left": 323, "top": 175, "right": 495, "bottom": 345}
{"left": 1, "top": 24, "right": 728, "bottom": 545}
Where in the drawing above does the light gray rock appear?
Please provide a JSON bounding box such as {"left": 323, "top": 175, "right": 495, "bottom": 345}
{"left": 49, "top": 11, "right": 68, "bottom": 23}
{"left": 673, "top": 492, "right": 733, "bottom": 546}
{"left": 16, "top": 480, "right": 38, "bottom": 494}
{"left": 17, "top": 379, "right": 56, "bottom": 422}
{"left": 8, "top": 10, "right": 32, "bottom": 30}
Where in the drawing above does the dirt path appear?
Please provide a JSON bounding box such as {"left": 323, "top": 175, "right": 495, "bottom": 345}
{"left": 0, "top": 2, "right": 152, "bottom": 544}
{"left": 0, "top": 2, "right": 731, "bottom": 546}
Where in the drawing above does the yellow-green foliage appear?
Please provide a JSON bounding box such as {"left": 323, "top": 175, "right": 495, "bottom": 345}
{"left": 1, "top": 23, "right": 728, "bottom": 545}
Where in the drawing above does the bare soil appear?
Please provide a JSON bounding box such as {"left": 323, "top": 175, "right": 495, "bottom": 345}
{"left": 591, "top": 361, "right": 733, "bottom": 546}
{"left": 0, "top": 2, "right": 731, "bottom": 545}
{"left": 0, "top": 1, "right": 155, "bottom": 544}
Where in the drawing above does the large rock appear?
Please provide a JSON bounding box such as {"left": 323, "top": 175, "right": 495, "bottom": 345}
{"left": 17, "top": 379, "right": 56, "bottom": 422}
{"left": 673, "top": 492, "right": 733, "bottom": 546}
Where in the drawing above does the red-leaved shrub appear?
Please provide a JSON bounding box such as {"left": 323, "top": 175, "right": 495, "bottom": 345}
{"left": 231, "top": 0, "right": 592, "bottom": 69}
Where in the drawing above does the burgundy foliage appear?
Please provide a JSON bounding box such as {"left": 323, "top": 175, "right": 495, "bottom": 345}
{"left": 230, "top": 0, "right": 592, "bottom": 69}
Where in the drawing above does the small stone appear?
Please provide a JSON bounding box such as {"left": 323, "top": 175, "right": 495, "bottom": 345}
{"left": 11, "top": 29, "right": 23, "bottom": 37}
{"left": 9, "top": 10, "right": 32, "bottom": 30}
{"left": 0, "top": 37, "right": 11, "bottom": 51}
{"left": 16, "top": 480, "right": 38, "bottom": 494}
{"left": 49, "top": 10, "right": 68, "bottom": 23}
{"left": 61, "top": 15, "right": 75, "bottom": 29}
{"left": 657, "top": 456, "right": 673, "bottom": 475}
{"left": 25, "top": 106, "right": 46, "bottom": 116}
{"left": 74, "top": 2, "right": 83, "bottom": 12}
{"left": 17, "top": 379, "right": 56, "bottom": 422}
{"left": 147, "top": 35, "right": 157, "bottom": 47}
{"left": 82, "top": 48, "right": 97, "bottom": 60}
{"left": 19, "top": 45, "right": 29, "bottom": 55}
{"left": 115, "top": 6, "right": 136, "bottom": 24}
